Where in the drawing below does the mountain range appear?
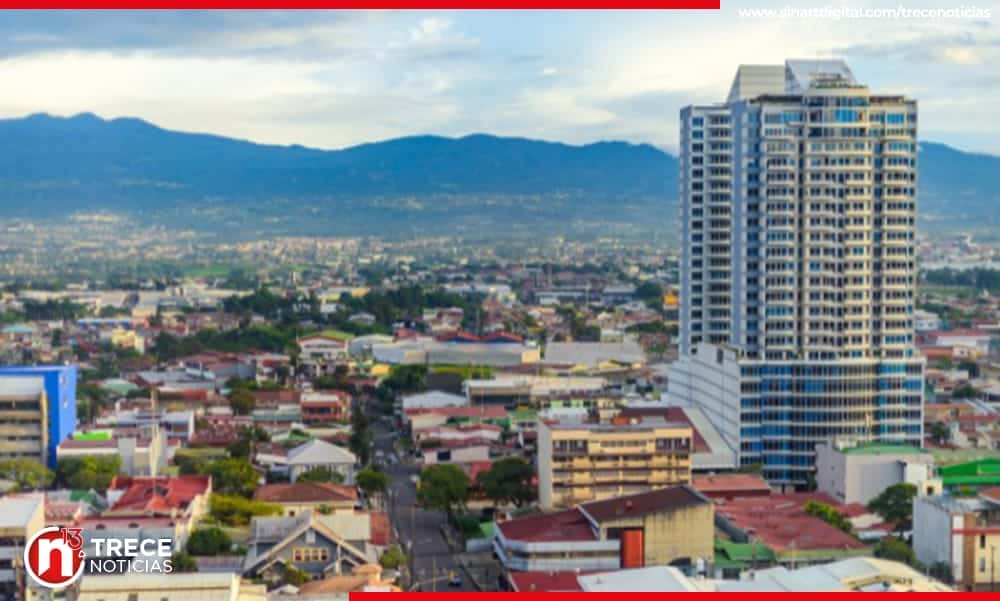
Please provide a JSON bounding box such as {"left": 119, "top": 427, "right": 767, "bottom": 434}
{"left": 0, "top": 112, "right": 996, "bottom": 234}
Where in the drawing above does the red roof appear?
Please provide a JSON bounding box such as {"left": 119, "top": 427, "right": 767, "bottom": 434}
{"left": 497, "top": 508, "right": 596, "bottom": 543}
{"left": 405, "top": 406, "right": 507, "bottom": 419}
{"left": 617, "top": 407, "right": 709, "bottom": 453}
{"left": 253, "top": 482, "right": 358, "bottom": 504}
{"left": 693, "top": 474, "right": 772, "bottom": 498}
{"left": 580, "top": 485, "right": 709, "bottom": 523}
{"left": 509, "top": 571, "right": 590, "bottom": 592}
{"left": 980, "top": 487, "right": 1000, "bottom": 505}
{"left": 369, "top": 511, "right": 391, "bottom": 546}
{"left": 106, "top": 475, "right": 211, "bottom": 515}
{"left": 927, "top": 329, "right": 992, "bottom": 339}
{"left": 714, "top": 492, "right": 867, "bottom": 553}
{"left": 466, "top": 461, "right": 492, "bottom": 481}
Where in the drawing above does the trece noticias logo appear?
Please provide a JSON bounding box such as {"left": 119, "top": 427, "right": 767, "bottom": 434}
{"left": 24, "top": 527, "right": 86, "bottom": 589}
{"left": 24, "top": 526, "right": 176, "bottom": 589}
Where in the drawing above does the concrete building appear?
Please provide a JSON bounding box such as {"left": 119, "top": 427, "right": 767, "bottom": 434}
{"left": 669, "top": 59, "right": 923, "bottom": 487}
{"left": 814, "top": 441, "right": 935, "bottom": 504}
{"left": 0, "top": 494, "right": 44, "bottom": 601}
{"left": 0, "top": 365, "right": 77, "bottom": 469}
{"left": 57, "top": 427, "right": 172, "bottom": 477}
{"left": 913, "top": 487, "right": 1000, "bottom": 591}
{"left": 494, "top": 485, "right": 713, "bottom": 572}
{"left": 537, "top": 418, "right": 693, "bottom": 509}
{"left": 77, "top": 573, "right": 267, "bottom": 601}
{"left": 256, "top": 439, "right": 357, "bottom": 484}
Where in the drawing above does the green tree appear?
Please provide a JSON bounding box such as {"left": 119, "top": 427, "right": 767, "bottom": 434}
{"left": 868, "top": 483, "right": 918, "bottom": 534}
{"left": 379, "top": 545, "right": 407, "bottom": 570}
{"left": 228, "top": 388, "right": 256, "bottom": 416}
{"left": 804, "top": 500, "right": 853, "bottom": 534}
{"left": 417, "top": 464, "right": 469, "bottom": 517}
{"left": 170, "top": 550, "right": 198, "bottom": 573}
{"left": 186, "top": 527, "right": 233, "bottom": 556}
{"left": 56, "top": 456, "right": 121, "bottom": 492}
{"left": 296, "top": 466, "right": 345, "bottom": 484}
{"left": 929, "top": 421, "right": 951, "bottom": 445}
{"left": 0, "top": 458, "right": 54, "bottom": 490}
{"left": 227, "top": 426, "right": 270, "bottom": 460}
{"left": 356, "top": 468, "right": 389, "bottom": 498}
{"left": 283, "top": 562, "right": 310, "bottom": 587}
{"left": 349, "top": 408, "right": 372, "bottom": 465}
{"left": 476, "top": 457, "right": 534, "bottom": 507}
{"left": 928, "top": 561, "right": 953, "bottom": 584}
{"left": 207, "top": 458, "right": 259, "bottom": 496}
{"left": 873, "top": 536, "right": 917, "bottom": 566}
{"left": 209, "top": 494, "right": 282, "bottom": 527}
{"left": 957, "top": 360, "right": 980, "bottom": 379}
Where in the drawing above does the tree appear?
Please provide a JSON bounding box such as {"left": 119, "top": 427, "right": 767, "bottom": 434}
{"left": 0, "top": 459, "right": 54, "bottom": 491}
{"left": 952, "top": 383, "right": 977, "bottom": 399}
{"left": 186, "top": 527, "right": 233, "bottom": 556}
{"left": 803, "top": 500, "right": 853, "bottom": 534}
{"left": 476, "top": 457, "right": 534, "bottom": 508}
{"left": 873, "top": 536, "right": 917, "bottom": 566}
{"left": 283, "top": 562, "right": 310, "bottom": 587}
{"left": 296, "top": 466, "right": 345, "bottom": 484}
{"left": 929, "top": 421, "right": 951, "bottom": 445}
{"left": 207, "top": 458, "right": 259, "bottom": 497}
{"left": 928, "top": 561, "right": 954, "bottom": 584}
{"left": 209, "top": 494, "right": 282, "bottom": 527}
{"left": 229, "top": 388, "right": 256, "bottom": 416}
{"left": 349, "top": 408, "right": 372, "bottom": 465}
{"left": 868, "top": 483, "right": 917, "bottom": 534}
{"left": 417, "top": 464, "right": 469, "bottom": 516}
{"left": 227, "top": 426, "right": 270, "bottom": 460}
{"left": 957, "top": 360, "right": 980, "bottom": 379}
{"left": 356, "top": 468, "right": 389, "bottom": 498}
{"left": 170, "top": 551, "right": 198, "bottom": 573}
{"left": 56, "top": 456, "right": 121, "bottom": 492}
{"left": 379, "top": 545, "right": 407, "bottom": 570}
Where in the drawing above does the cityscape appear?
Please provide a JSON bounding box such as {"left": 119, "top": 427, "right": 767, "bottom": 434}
{"left": 2, "top": 5, "right": 1000, "bottom": 598}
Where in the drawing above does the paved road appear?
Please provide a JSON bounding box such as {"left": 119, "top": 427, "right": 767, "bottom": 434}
{"left": 372, "top": 418, "right": 476, "bottom": 592}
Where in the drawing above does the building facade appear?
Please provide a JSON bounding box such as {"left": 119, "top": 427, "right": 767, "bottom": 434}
{"left": 913, "top": 488, "right": 1000, "bottom": 591}
{"left": 669, "top": 59, "right": 923, "bottom": 487}
{"left": 0, "top": 365, "right": 77, "bottom": 468}
{"left": 814, "top": 441, "right": 935, "bottom": 504}
{"left": 537, "top": 419, "right": 692, "bottom": 509}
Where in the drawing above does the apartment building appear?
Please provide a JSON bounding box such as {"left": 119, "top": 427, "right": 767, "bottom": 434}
{"left": 0, "top": 494, "right": 44, "bottom": 601}
{"left": 669, "top": 59, "right": 923, "bottom": 487}
{"left": 913, "top": 487, "right": 1000, "bottom": 591}
{"left": 0, "top": 365, "right": 77, "bottom": 468}
{"left": 537, "top": 417, "right": 692, "bottom": 509}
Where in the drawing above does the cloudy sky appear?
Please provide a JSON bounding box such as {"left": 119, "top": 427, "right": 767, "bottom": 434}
{"left": 0, "top": 3, "right": 997, "bottom": 153}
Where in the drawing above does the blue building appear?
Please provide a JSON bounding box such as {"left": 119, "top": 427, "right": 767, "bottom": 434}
{"left": 0, "top": 365, "right": 77, "bottom": 468}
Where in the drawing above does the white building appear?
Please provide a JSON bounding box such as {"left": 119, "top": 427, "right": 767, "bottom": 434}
{"left": 669, "top": 59, "right": 924, "bottom": 487}
{"left": 257, "top": 439, "right": 357, "bottom": 484}
{"left": 813, "top": 441, "right": 935, "bottom": 505}
{"left": 401, "top": 390, "right": 468, "bottom": 411}
{"left": 914, "top": 309, "right": 942, "bottom": 332}
{"left": 0, "top": 494, "right": 44, "bottom": 601}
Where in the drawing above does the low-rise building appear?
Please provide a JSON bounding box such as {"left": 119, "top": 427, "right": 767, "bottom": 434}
{"left": 0, "top": 365, "right": 77, "bottom": 469}
{"left": 253, "top": 482, "right": 359, "bottom": 516}
{"left": 494, "top": 485, "right": 713, "bottom": 572}
{"left": 77, "top": 572, "right": 267, "bottom": 601}
{"left": 537, "top": 418, "right": 693, "bottom": 509}
{"left": 0, "top": 494, "right": 44, "bottom": 601}
{"left": 913, "top": 487, "right": 1000, "bottom": 590}
{"left": 256, "top": 439, "right": 357, "bottom": 484}
{"left": 814, "top": 441, "right": 936, "bottom": 505}
{"left": 58, "top": 427, "right": 173, "bottom": 476}
{"left": 300, "top": 391, "right": 351, "bottom": 426}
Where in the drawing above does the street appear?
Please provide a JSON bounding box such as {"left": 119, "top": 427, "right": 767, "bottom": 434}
{"left": 372, "top": 419, "right": 478, "bottom": 592}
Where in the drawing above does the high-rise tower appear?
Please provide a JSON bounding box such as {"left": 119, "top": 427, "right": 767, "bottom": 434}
{"left": 669, "top": 60, "right": 923, "bottom": 487}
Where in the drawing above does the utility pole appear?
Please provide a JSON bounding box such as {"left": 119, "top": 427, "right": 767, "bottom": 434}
{"left": 991, "top": 545, "right": 996, "bottom": 593}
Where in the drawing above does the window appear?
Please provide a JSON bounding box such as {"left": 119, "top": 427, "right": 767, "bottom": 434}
{"left": 293, "top": 547, "right": 330, "bottom": 563}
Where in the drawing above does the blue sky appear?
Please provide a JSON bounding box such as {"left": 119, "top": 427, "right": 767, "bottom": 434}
{"left": 0, "top": 4, "right": 997, "bottom": 153}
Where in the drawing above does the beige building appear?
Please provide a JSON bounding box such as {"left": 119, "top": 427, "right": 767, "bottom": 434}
{"left": 0, "top": 494, "right": 45, "bottom": 601}
{"left": 913, "top": 487, "right": 1000, "bottom": 591}
{"left": 537, "top": 418, "right": 693, "bottom": 509}
{"left": 0, "top": 376, "right": 49, "bottom": 466}
{"left": 495, "top": 485, "right": 714, "bottom": 572}
{"left": 77, "top": 573, "right": 267, "bottom": 601}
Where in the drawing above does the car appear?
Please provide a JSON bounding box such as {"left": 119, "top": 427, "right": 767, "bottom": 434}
{"left": 448, "top": 571, "right": 462, "bottom": 587}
